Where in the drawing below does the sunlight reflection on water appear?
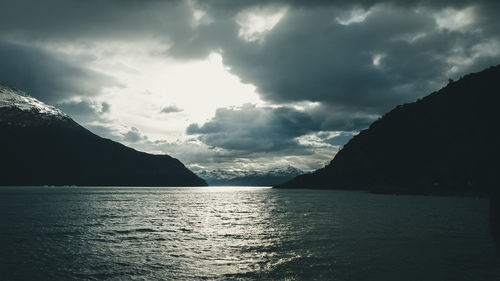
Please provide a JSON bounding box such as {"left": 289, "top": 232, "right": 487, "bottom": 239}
{"left": 0, "top": 186, "right": 499, "bottom": 280}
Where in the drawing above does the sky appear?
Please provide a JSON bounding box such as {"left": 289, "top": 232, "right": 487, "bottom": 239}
{"left": 1, "top": 0, "right": 499, "bottom": 174}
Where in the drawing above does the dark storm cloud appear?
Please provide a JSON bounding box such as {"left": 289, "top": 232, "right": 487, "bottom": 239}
{"left": 197, "top": 0, "right": 497, "bottom": 12}
{"left": 176, "top": 0, "right": 500, "bottom": 155}
{"left": 1, "top": 0, "right": 489, "bottom": 38}
{"left": 0, "top": 0, "right": 188, "bottom": 104}
{"left": 184, "top": 103, "right": 375, "bottom": 154}
{"left": 166, "top": 0, "right": 500, "bottom": 132}
{"left": 219, "top": 4, "right": 497, "bottom": 110}
{"left": 2, "top": 0, "right": 499, "bottom": 111}
{"left": 0, "top": 40, "right": 118, "bottom": 103}
{"left": 0, "top": 0, "right": 189, "bottom": 40}
{"left": 187, "top": 104, "right": 321, "bottom": 152}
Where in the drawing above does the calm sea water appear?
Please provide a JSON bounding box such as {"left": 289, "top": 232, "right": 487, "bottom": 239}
{"left": 0, "top": 186, "right": 499, "bottom": 281}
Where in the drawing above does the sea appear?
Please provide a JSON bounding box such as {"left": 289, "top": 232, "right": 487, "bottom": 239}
{"left": 0, "top": 186, "right": 499, "bottom": 281}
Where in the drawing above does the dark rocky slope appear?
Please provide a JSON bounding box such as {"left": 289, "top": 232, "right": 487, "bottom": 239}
{"left": 0, "top": 86, "right": 207, "bottom": 186}
{"left": 276, "top": 65, "right": 500, "bottom": 195}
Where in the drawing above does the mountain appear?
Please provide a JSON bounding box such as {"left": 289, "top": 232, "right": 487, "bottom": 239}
{"left": 276, "top": 65, "right": 500, "bottom": 195}
{"left": 198, "top": 166, "right": 303, "bottom": 186}
{"left": 0, "top": 85, "right": 207, "bottom": 186}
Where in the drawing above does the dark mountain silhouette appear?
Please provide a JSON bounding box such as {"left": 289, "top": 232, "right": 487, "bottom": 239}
{"left": 0, "top": 85, "right": 207, "bottom": 186}
{"left": 276, "top": 65, "right": 500, "bottom": 195}
{"left": 198, "top": 166, "right": 303, "bottom": 186}
{"left": 491, "top": 192, "right": 500, "bottom": 254}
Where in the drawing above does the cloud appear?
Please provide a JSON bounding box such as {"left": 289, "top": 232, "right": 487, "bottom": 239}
{"left": 0, "top": 39, "right": 119, "bottom": 104}
{"left": 58, "top": 99, "right": 111, "bottom": 118}
{"left": 218, "top": 4, "right": 493, "bottom": 110}
{"left": 2, "top": 0, "right": 499, "bottom": 116}
{"left": 126, "top": 136, "right": 335, "bottom": 173}
{"left": 165, "top": 1, "right": 500, "bottom": 130}
{"left": 0, "top": 0, "right": 192, "bottom": 41}
{"left": 196, "top": 0, "right": 497, "bottom": 12}
{"left": 187, "top": 104, "right": 321, "bottom": 152}
{"left": 161, "top": 105, "right": 183, "bottom": 114}
{"left": 324, "top": 131, "right": 358, "bottom": 146}
{"left": 122, "top": 127, "right": 148, "bottom": 143}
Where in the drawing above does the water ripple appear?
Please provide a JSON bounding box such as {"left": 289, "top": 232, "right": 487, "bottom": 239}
{"left": 0, "top": 186, "right": 499, "bottom": 280}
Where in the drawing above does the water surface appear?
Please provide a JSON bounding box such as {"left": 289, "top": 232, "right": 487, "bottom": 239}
{"left": 0, "top": 186, "right": 499, "bottom": 280}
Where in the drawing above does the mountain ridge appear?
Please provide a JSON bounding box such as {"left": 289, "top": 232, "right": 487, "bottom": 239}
{"left": 0, "top": 86, "right": 207, "bottom": 186}
{"left": 276, "top": 65, "right": 500, "bottom": 195}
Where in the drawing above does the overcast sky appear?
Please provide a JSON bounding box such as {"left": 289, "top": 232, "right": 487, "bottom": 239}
{"left": 1, "top": 0, "right": 499, "bottom": 173}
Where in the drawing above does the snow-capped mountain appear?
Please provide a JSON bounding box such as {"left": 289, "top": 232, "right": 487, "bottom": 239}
{"left": 197, "top": 166, "right": 304, "bottom": 186}
{"left": 0, "top": 85, "right": 67, "bottom": 119}
{"left": 0, "top": 85, "right": 206, "bottom": 186}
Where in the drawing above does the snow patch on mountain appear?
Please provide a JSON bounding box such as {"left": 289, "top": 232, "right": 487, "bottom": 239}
{"left": 0, "top": 85, "right": 68, "bottom": 119}
{"left": 197, "top": 166, "right": 304, "bottom": 186}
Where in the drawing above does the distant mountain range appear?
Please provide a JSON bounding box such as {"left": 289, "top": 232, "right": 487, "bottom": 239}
{"left": 198, "top": 166, "right": 303, "bottom": 186}
{"left": 0, "top": 85, "right": 207, "bottom": 186}
{"left": 276, "top": 65, "right": 500, "bottom": 195}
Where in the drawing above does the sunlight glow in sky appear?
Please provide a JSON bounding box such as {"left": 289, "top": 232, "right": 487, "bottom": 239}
{"left": 42, "top": 39, "right": 263, "bottom": 142}
{"left": 96, "top": 51, "right": 262, "bottom": 141}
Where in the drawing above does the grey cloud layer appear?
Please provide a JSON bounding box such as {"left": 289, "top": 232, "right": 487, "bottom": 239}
{"left": 180, "top": 3, "right": 500, "bottom": 113}
{"left": 0, "top": 0, "right": 188, "bottom": 40}
{"left": 2, "top": 0, "right": 499, "bottom": 108}
{"left": 57, "top": 99, "right": 111, "bottom": 122}
{"left": 0, "top": 40, "right": 118, "bottom": 103}
{"left": 0, "top": 0, "right": 189, "bottom": 103}
{"left": 178, "top": 1, "right": 500, "bottom": 155}
{"left": 187, "top": 105, "right": 320, "bottom": 152}
{"left": 1, "top": 0, "right": 500, "bottom": 169}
